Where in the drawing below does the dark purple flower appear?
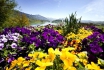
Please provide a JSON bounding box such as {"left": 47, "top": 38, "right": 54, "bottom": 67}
{"left": 99, "top": 34, "right": 104, "bottom": 42}
{"left": 82, "top": 26, "right": 104, "bottom": 62}
{"left": 88, "top": 54, "right": 98, "bottom": 63}
{"left": 30, "top": 37, "right": 37, "bottom": 42}
{"left": 57, "top": 35, "right": 64, "bottom": 42}
{"left": 90, "top": 46, "right": 103, "bottom": 54}
{"left": 35, "top": 39, "right": 41, "bottom": 47}
{"left": 82, "top": 38, "right": 88, "bottom": 45}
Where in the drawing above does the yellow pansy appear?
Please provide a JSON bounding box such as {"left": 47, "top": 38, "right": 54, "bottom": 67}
{"left": 86, "top": 62, "right": 101, "bottom": 70}
{"left": 54, "top": 48, "right": 62, "bottom": 55}
{"left": 56, "top": 29, "right": 63, "bottom": 34}
{"left": 23, "top": 60, "right": 30, "bottom": 67}
{"left": 38, "top": 52, "right": 47, "bottom": 58}
{"left": 62, "top": 47, "right": 75, "bottom": 52}
{"left": 82, "top": 59, "right": 88, "bottom": 66}
{"left": 98, "top": 59, "right": 101, "bottom": 65}
{"left": 35, "top": 59, "right": 53, "bottom": 70}
{"left": 28, "top": 52, "right": 40, "bottom": 63}
{"left": 17, "top": 57, "right": 25, "bottom": 66}
{"left": 60, "top": 48, "right": 77, "bottom": 68}
{"left": 6, "top": 60, "right": 17, "bottom": 70}
{"left": 28, "top": 52, "right": 39, "bottom": 58}
{"left": 64, "top": 41, "right": 68, "bottom": 46}
{"left": 10, "top": 59, "right": 17, "bottom": 68}
{"left": 48, "top": 48, "right": 56, "bottom": 61}
{"left": 35, "top": 67, "right": 46, "bottom": 70}
{"left": 64, "top": 65, "right": 76, "bottom": 70}
{"left": 75, "top": 39, "right": 80, "bottom": 43}
{"left": 65, "top": 28, "right": 92, "bottom": 42}
{"left": 78, "top": 52, "right": 87, "bottom": 58}
{"left": 29, "top": 58, "right": 36, "bottom": 63}
{"left": 25, "top": 67, "right": 32, "bottom": 70}
{"left": 6, "top": 67, "right": 10, "bottom": 70}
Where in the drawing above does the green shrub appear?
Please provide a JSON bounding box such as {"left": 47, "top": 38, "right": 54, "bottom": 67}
{"left": 62, "top": 12, "right": 81, "bottom": 36}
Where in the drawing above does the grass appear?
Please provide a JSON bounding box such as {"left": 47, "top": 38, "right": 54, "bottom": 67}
{"left": 95, "top": 25, "right": 104, "bottom": 32}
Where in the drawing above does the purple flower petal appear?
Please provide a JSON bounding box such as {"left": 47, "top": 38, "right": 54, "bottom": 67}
{"left": 0, "top": 43, "right": 4, "bottom": 50}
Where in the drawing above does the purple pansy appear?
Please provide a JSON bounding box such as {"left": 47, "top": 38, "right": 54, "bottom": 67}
{"left": 82, "top": 26, "right": 104, "bottom": 63}
{"left": 7, "top": 57, "right": 15, "bottom": 63}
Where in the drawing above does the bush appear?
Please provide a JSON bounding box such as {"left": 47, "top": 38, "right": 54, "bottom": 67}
{"left": 62, "top": 12, "right": 81, "bottom": 36}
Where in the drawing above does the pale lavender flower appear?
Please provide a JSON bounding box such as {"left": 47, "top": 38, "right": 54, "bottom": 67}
{"left": 12, "top": 36, "right": 18, "bottom": 42}
{"left": 5, "top": 33, "right": 21, "bottom": 42}
{"left": 0, "top": 35, "right": 7, "bottom": 43}
{"left": 6, "top": 34, "right": 14, "bottom": 40}
{"left": 2, "top": 36, "right": 7, "bottom": 43}
{"left": 13, "top": 33, "right": 20, "bottom": 37}
{"left": 11, "top": 43, "right": 17, "bottom": 48}
{"left": 0, "top": 43, "right": 4, "bottom": 50}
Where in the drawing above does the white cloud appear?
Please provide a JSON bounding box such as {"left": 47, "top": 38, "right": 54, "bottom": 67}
{"left": 80, "top": 0, "right": 104, "bottom": 21}
{"left": 84, "top": 0, "right": 104, "bottom": 13}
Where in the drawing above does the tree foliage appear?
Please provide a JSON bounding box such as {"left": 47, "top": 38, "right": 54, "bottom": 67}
{"left": 0, "top": 0, "right": 16, "bottom": 26}
{"left": 2, "top": 11, "right": 30, "bottom": 28}
{"left": 13, "top": 11, "right": 30, "bottom": 27}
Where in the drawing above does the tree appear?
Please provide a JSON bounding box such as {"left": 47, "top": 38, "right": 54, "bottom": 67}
{"left": 16, "top": 12, "right": 30, "bottom": 27}
{"left": 0, "top": 0, "right": 16, "bottom": 26}
{"left": 2, "top": 10, "right": 30, "bottom": 28}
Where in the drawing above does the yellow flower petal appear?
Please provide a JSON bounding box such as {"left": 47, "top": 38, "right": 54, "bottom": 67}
{"left": 17, "top": 57, "right": 25, "bottom": 66}
{"left": 23, "top": 61, "right": 30, "bottom": 67}
{"left": 35, "top": 67, "right": 45, "bottom": 70}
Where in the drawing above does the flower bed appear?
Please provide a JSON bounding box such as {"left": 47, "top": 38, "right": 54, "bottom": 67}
{"left": 0, "top": 25, "right": 104, "bottom": 70}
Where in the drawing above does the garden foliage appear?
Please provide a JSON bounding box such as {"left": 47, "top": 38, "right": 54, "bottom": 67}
{"left": 62, "top": 12, "right": 81, "bottom": 36}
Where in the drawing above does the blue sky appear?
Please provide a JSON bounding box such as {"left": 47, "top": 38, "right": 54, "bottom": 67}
{"left": 15, "top": 0, "right": 104, "bottom": 21}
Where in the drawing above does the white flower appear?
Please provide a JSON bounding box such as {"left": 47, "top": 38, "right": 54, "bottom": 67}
{"left": 2, "top": 37, "right": 8, "bottom": 43}
{"left": 12, "top": 36, "right": 18, "bottom": 42}
{"left": 0, "top": 35, "right": 8, "bottom": 43}
{"left": 14, "top": 33, "right": 20, "bottom": 37}
{"left": 11, "top": 43, "right": 17, "bottom": 48}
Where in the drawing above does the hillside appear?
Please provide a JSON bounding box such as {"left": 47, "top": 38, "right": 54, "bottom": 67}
{"left": 14, "top": 10, "right": 49, "bottom": 24}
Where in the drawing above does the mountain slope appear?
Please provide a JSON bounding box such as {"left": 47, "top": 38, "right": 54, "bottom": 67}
{"left": 15, "top": 10, "right": 49, "bottom": 22}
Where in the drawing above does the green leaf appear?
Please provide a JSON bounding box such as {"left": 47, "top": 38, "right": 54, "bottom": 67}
{"left": 29, "top": 44, "right": 36, "bottom": 49}
{"left": 4, "top": 50, "right": 8, "bottom": 57}
{"left": 77, "top": 67, "right": 86, "bottom": 70}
